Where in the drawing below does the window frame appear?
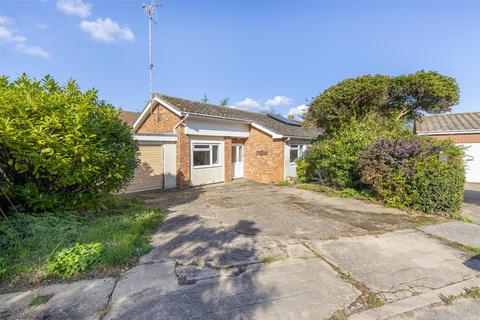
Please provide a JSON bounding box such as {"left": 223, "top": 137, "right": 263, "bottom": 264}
{"left": 192, "top": 143, "right": 221, "bottom": 168}
{"left": 289, "top": 144, "right": 304, "bottom": 164}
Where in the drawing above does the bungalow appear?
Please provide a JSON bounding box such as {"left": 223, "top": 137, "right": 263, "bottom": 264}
{"left": 415, "top": 112, "right": 480, "bottom": 183}
{"left": 120, "top": 94, "right": 322, "bottom": 192}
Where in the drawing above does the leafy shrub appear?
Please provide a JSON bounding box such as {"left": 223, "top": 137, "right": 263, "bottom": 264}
{"left": 0, "top": 74, "right": 138, "bottom": 211}
{"left": 45, "top": 243, "right": 104, "bottom": 277}
{"left": 296, "top": 118, "right": 409, "bottom": 188}
{"left": 359, "top": 136, "right": 465, "bottom": 213}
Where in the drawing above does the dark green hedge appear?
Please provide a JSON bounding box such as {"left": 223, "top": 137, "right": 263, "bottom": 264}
{"left": 359, "top": 136, "right": 465, "bottom": 214}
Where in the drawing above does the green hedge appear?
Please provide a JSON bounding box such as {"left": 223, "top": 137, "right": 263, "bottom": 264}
{"left": 359, "top": 136, "right": 465, "bottom": 214}
{"left": 296, "top": 118, "right": 409, "bottom": 188}
{"left": 0, "top": 74, "right": 138, "bottom": 211}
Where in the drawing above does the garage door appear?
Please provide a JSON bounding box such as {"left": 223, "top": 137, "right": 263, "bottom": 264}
{"left": 124, "top": 145, "right": 164, "bottom": 193}
{"left": 461, "top": 143, "right": 480, "bottom": 183}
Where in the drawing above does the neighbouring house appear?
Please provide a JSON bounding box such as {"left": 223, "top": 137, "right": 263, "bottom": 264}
{"left": 120, "top": 94, "right": 322, "bottom": 192}
{"left": 415, "top": 112, "right": 480, "bottom": 183}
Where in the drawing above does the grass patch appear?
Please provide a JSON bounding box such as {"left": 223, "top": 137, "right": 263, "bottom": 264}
{"left": 0, "top": 195, "right": 165, "bottom": 288}
{"left": 276, "top": 180, "right": 290, "bottom": 187}
{"left": 30, "top": 294, "right": 53, "bottom": 307}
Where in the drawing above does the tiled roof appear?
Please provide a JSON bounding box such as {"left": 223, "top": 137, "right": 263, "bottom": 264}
{"left": 155, "top": 93, "right": 323, "bottom": 139}
{"left": 119, "top": 110, "right": 140, "bottom": 126}
{"left": 415, "top": 112, "right": 480, "bottom": 133}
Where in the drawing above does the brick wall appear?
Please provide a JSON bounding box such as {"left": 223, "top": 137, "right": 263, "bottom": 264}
{"left": 428, "top": 133, "right": 480, "bottom": 143}
{"left": 224, "top": 137, "right": 232, "bottom": 182}
{"left": 137, "top": 104, "right": 181, "bottom": 134}
{"left": 176, "top": 126, "right": 190, "bottom": 189}
{"left": 243, "top": 126, "right": 284, "bottom": 183}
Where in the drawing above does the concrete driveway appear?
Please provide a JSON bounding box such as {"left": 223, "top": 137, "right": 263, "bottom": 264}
{"left": 463, "top": 183, "right": 480, "bottom": 223}
{"left": 2, "top": 180, "right": 480, "bottom": 320}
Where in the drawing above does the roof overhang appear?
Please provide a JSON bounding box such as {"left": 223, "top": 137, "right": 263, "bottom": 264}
{"left": 418, "top": 130, "right": 480, "bottom": 135}
{"left": 251, "top": 123, "right": 283, "bottom": 139}
{"left": 132, "top": 96, "right": 183, "bottom": 132}
{"left": 132, "top": 96, "right": 299, "bottom": 140}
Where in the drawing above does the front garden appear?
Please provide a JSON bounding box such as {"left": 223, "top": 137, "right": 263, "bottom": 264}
{"left": 297, "top": 71, "right": 466, "bottom": 216}
{"left": 0, "top": 75, "right": 163, "bottom": 290}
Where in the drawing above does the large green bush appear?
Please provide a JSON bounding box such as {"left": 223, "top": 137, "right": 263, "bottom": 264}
{"left": 359, "top": 136, "right": 465, "bottom": 214}
{"left": 296, "top": 118, "right": 409, "bottom": 188}
{"left": 0, "top": 74, "right": 138, "bottom": 211}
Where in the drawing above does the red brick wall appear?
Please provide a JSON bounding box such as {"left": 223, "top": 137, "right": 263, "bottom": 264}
{"left": 137, "top": 104, "right": 181, "bottom": 134}
{"left": 176, "top": 126, "right": 190, "bottom": 189}
{"left": 243, "top": 127, "right": 284, "bottom": 183}
{"left": 224, "top": 137, "right": 233, "bottom": 182}
{"left": 428, "top": 133, "right": 480, "bottom": 143}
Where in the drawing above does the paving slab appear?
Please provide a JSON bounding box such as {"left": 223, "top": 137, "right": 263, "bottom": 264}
{"left": 106, "top": 258, "right": 360, "bottom": 320}
{"left": 311, "top": 230, "right": 480, "bottom": 302}
{"left": 420, "top": 221, "right": 480, "bottom": 248}
{"left": 0, "top": 278, "right": 115, "bottom": 320}
{"left": 350, "top": 276, "right": 480, "bottom": 320}
{"left": 387, "top": 298, "right": 480, "bottom": 320}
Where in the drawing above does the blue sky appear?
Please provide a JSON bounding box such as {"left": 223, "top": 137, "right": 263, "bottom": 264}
{"left": 1, "top": 0, "right": 479, "bottom": 118}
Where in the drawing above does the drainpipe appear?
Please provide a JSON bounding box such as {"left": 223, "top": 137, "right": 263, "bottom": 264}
{"left": 173, "top": 113, "right": 189, "bottom": 134}
{"left": 284, "top": 137, "right": 290, "bottom": 181}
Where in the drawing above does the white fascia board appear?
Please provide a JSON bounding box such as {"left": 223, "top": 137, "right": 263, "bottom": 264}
{"left": 132, "top": 97, "right": 183, "bottom": 132}
{"left": 251, "top": 123, "right": 283, "bottom": 139}
{"left": 418, "top": 130, "right": 480, "bottom": 135}
{"left": 154, "top": 97, "right": 183, "bottom": 117}
{"left": 133, "top": 135, "right": 178, "bottom": 142}
{"left": 185, "top": 129, "right": 250, "bottom": 138}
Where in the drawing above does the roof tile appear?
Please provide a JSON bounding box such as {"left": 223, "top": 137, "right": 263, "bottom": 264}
{"left": 416, "top": 112, "right": 480, "bottom": 133}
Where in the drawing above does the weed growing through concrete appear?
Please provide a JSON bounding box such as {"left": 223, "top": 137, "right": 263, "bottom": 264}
{"left": 440, "top": 286, "right": 480, "bottom": 305}
{"left": 30, "top": 294, "right": 53, "bottom": 307}
{"left": 260, "top": 256, "right": 283, "bottom": 264}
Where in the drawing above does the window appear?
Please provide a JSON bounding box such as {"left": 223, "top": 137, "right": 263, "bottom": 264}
{"left": 193, "top": 144, "right": 220, "bottom": 167}
{"left": 289, "top": 144, "right": 304, "bottom": 163}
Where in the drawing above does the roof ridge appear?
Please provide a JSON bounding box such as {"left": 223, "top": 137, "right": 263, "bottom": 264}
{"left": 422, "top": 111, "right": 480, "bottom": 118}
{"left": 154, "top": 93, "right": 273, "bottom": 117}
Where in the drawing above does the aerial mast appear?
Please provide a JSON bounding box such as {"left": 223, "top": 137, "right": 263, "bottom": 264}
{"left": 142, "top": 0, "right": 159, "bottom": 100}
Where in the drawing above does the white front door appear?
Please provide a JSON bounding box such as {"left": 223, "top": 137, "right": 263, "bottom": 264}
{"left": 232, "top": 144, "right": 244, "bottom": 178}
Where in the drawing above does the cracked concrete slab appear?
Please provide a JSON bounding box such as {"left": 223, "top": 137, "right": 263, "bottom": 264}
{"left": 420, "top": 221, "right": 480, "bottom": 248}
{"left": 389, "top": 299, "right": 480, "bottom": 320}
{"left": 350, "top": 276, "right": 480, "bottom": 320}
{"left": 105, "top": 258, "right": 360, "bottom": 320}
{"left": 388, "top": 299, "right": 480, "bottom": 320}
{"left": 311, "top": 230, "right": 480, "bottom": 302}
{"left": 0, "top": 278, "right": 115, "bottom": 320}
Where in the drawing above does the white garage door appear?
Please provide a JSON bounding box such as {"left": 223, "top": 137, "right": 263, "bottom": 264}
{"left": 190, "top": 137, "right": 224, "bottom": 186}
{"left": 124, "top": 145, "right": 164, "bottom": 193}
{"left": 460, "top": 143, "right": 480, "bottom": 183}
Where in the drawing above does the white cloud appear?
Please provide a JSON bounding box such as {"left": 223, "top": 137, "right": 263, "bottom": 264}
{"left": 16, "top": 43, "right": 50, "bottom": 58}
{"left": 0, "top": 19, "right": 50, "bottom": 58}
{"left": 265, "top": 96, "right": 292, "bottom": 108}
{"left": 232, "top": 97, "right": 262, "bottom": 111}
{"left": 35, "top": 23, "right": 48, "bottom": 29}
{"left": 56, "top": 0, "right": 92, "bottom": 18}
{"left": 80, "top": 18, "right": 134, "bottom": 43}
{"left": 0, "top": 16, "right": 15, "bottom": 25}
{"left": 288, "top": 104, "right": 308, "bottom": 120}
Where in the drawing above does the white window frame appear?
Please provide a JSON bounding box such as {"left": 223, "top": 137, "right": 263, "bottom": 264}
{"left": 192, "top": 143, "right": 221, "bottom": 168}
{"left": 289, "top": 144, "right": 304, "bottom": 164}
